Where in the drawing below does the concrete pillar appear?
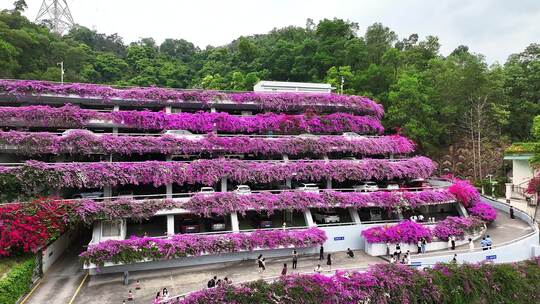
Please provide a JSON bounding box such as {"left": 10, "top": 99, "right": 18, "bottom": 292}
{"left": 348, "top": 207, "right": 361, "bottom": 224}
{"left": 326, "top": 179, "right": 332, "bottom": 189}
{"left": 505, "top": 183, "right": 513, "bottom": 200}
{"left": 286, "top": 179, "right": 292, "bottom": 188}
{"left": 113, "top": 105, "right": 120, "bottom": 112}
{"left": 231, "top": 212, "right": 240, "bottom": 232}
{"left": 304, "top": 209, "right": 316, "bottom": 227}
{"left": 165, "top": 106, "right": 172, "bottom": 114}
{"left": 166, "top": 184, "right": 173, "bottom": 199}
{"left": 112, "top": 127, "right": 118, "bottom": 135}
{"left": 167, "top": 215, "right": 175, "bottom": 236}
{"left": 241, "top": 111, "right": 252, "bottom": 116}
{"left": 104, "top": 186, "right": 112, "bottom": 198}
{"left": 456, "top": 203, "right": 469, "bottom": 217}
{"left": 210, "top": 107, "right": 216, "bottom": 113}
{"left": 166, "top": 155, "right": 173, "bottom": 198}
{"left": 221, "top": 177, "right": 227, "bottom": 192}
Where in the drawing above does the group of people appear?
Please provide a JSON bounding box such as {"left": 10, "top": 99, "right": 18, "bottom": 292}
{"left": 152, "top": 288, "right": 170, "bottom": 304}
{"left": 480, "top": 235, "right": 493, "bottom": 250}
{"left": 207, "top": 276, "right": 232, "bottom": 288}
{"left": 390, "top": 249, "right": 412, "bottom": 265}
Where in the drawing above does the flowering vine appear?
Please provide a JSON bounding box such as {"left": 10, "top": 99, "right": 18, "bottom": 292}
{"left": 80, "top": 227, "right": 327, "bottom": 266}
{"left": 0, "top": 79, "right": 384, "bottom": 117}
{"left": 0, "top": 105, "right": 383, "bottom": 134}
{"left": 0, "top": 131, "right": 415, "bottom": 156}
{"left": 2, "top": 157, "right": 436, "bottom": 190}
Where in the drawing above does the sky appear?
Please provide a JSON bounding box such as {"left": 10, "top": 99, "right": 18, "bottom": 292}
{"left": 9, "top": 0, "right": 540, "bottom": 64}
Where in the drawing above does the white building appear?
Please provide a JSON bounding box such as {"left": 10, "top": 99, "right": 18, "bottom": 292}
{"left": 253, "top": 81, "right": 334, "bottom": 93}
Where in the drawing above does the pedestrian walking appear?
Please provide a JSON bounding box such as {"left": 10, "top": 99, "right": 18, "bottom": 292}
{"left": 292, "top": 249, "right": 298, "bottom": 269}
{"left": 386, "top": 242, "right": 390, "bottom": 257}
{"left": 314, "top": 264, "right": 322, "bottom": 273}
{"left": 390, "top": 253, "right": 396, "bottom": 264}
{"left": 451, "top": 235, "right": 456, "bottom": 250}
{"left": 510, "top": 206, "right": 515, "bottom": 219}
{"left": 319, "top": 245, "right": 324, "bottom": 260}
{"left": 257, "top": 255, "right": 264, "bottom": 273}
{"left": 261, "top": 258, "right": 266, "bottom": 272}
{"left": 468, "top": 238, "right": 474, "bottom": 251}
{"left": 224, "top": 277, "right": 232, "bottom": 285}
{"left": 281, "top": 263, "right": 288, "bottom": 276}
{"left": 421, "top": 238, "right": 427, "bottom": 254}
{"left": 346, "top": 248, "right": 354, "bottom": 258}
{"left": 486, "top": 235, "right": 493, "bottom": 250}
{"left": 395, "top": 243, "right": 402, "bottom": 260}
{"left": 452, "top": 254, "right": 457, "bottom": 263}
{"left": 326, "top": 253, "right": 332, "bottom": 270}
{"left": 127, "top": 290, "right": 133, "bottom": 301}
{"left": 417, "top": 240, "right": 422, "bottom": 254}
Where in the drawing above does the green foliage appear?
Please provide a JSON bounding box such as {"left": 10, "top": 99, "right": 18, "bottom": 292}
{"left": 0, "top": 257, "right": 35, "bottom": 304}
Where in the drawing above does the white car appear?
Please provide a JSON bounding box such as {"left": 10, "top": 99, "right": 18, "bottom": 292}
{"left": 117, "top": 191, "right": 134, "bottom": 200}
{"left": 199, "top": 187, "right": 215, "bottom": 195}
{"left": 313, "top": 210, "right": 340, "bottom": 224}
{"left": 354, "top": 182, "right": 379, "bottom": 192}
{"left": 297, "top": 133, "right": 317, "bottom": 139}
{"left": 234, "top": 185, "right": 251, "bottom": 195}
{"left": 386, "top": 183, "right": 400, "bottom": 190}
{"left": 342, "top": 132, "right": 366, "bottom": 140}
{"left": 161, "top": 130, "right": 204, "bottom": 140}
{"left": 62, "top": 129, "right": 96, "bottom": 136}
{"left": 296, "top": 183, "right": 320, "bottom": 193}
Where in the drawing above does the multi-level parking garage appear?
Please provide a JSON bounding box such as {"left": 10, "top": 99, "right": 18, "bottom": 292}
{"left": 0, "top": 80, "right": 480, "bottom": 273}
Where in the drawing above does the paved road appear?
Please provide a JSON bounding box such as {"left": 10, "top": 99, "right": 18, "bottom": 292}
{"left": 23, "top": 247, "right": 86, "bottom": 304}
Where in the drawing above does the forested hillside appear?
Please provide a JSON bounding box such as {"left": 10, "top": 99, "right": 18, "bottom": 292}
{"left": 1, "top": 6, "right": 539, "bottom": 180}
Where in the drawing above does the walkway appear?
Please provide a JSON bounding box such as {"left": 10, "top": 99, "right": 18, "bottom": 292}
{"left": 75, "top": 250, "right": 383, "bottom": 303}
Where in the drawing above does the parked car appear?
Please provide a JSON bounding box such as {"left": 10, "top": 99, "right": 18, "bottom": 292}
{"left": 252, "top": 214, "right": 273, "bottom": 229}
{"left": 72, "top": 191, "right": 103, "bottom": 199}
{"left": 354, "top": 182, "right": 379, "bottom": 192}
{"left": 342, "top": 132, "right": 366, "bottom": 140}
{"left": 406, "top": 178, "right": 431, "bottom": 190}
{"left": 62, "top": 129, "right": 95, "bottom": 136}
{"left": 199, "top": 187, "right": 215, "bottom": 195}
{"left": 297, "top": 133, "right": 317, "bottom": 139}
{"left": 313, "top": 210, "right": 340, "bottom": 224}
{"left": 180, "top": 216, "right": 200, "bottom": 233}
{"left": 234, "top": 185, "right": 251, "bottom": 195}
{"left": 207, "top": 216, "right": 227, "bottom": 231}
{"left": 369, "top": 208, "right": 383, "bottom": 221}
{"left": 161, "top": 130, "right": 204, "bottom": 140}
{"left": 117, "top": 191, "right": 134, "bottom": 199}
{"left": 386, "top": 183, "right": 400, "bottom": 191}
{"left": 296, "top": 183, "right": 319, "bottom": 193}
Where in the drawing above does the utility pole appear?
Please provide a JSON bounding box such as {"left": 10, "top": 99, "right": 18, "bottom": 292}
{"left": 340, "top": 76, "right": 344, "bottom": 94}
{"left": 57, "top": 62, "right": 64, "bottom": 84}
{"left": 35, "top": 0, "right": 75, "bottom": 34}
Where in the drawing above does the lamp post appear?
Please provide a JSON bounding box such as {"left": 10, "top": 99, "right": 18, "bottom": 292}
{"left": 340, "top": 76, "right": 344, "bottom": 95}
{"left": 57, "top": 61, "right": 64, "bottom": 84}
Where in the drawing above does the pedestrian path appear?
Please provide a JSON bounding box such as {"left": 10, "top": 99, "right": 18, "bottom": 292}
{"left": 75, "top": 250, "right": 383, "bottom": 303}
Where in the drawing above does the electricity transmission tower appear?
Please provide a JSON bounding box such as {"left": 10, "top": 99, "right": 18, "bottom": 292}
{"left": 35, "top": 0, "right": 75, "bottom": 34}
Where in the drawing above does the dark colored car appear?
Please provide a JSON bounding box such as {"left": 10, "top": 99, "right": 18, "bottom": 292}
{"left": 252, "top": 214, "right": 273, "bottom": 229}
{"left": 180, "top": 216, "right": 200, "bottom": 234}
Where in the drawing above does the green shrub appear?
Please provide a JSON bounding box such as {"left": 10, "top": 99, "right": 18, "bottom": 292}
{"left": 0, "top": 257, "right": 35, "bottom": 304}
